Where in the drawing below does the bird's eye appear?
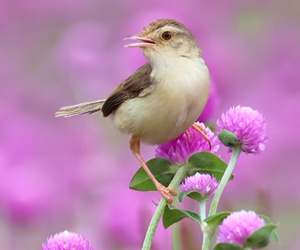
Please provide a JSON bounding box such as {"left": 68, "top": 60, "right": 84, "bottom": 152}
{"left": 161, "top": 31, "right": 172, "bottom": 40}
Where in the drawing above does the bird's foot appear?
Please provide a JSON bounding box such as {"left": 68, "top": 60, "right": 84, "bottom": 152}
{"left": 156, "top": 183, "right": 177, "bottom": 204}
{"left": 191, "top": 123, "right": 212, "bottom": 149}
{"left": 184, "top": 130, "right": 191, "bottom": 143}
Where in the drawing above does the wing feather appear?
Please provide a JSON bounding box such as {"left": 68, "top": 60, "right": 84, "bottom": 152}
{"left": 102, "top": 63, "right": 153, "bottom": 117}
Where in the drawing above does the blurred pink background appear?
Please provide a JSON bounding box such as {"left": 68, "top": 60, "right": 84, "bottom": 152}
{"left": 1, "top": 1, "right": 299, "bottom": 249}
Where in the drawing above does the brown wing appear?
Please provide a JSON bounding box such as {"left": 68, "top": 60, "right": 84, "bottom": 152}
{"left": 102, "top": 63, "right": 153, "bottom": 117}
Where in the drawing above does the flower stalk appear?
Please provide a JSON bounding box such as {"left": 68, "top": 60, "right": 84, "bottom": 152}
{"left": 202, "top": 226, "right": 212, "bottom": 250}
{"left": 199, "top": 200, "right": 206, "bottom": 222}
{"left": 200, "top": 200, "right": 210, "bottom": 250}
{"left": 209, "top": 146, "right": 241, "bottom": 217}
{"left": 142, "top": 164, "right": 189, "bottom": 250}
{"left": 172, "top": 222, "right": 181, "bottom": 250}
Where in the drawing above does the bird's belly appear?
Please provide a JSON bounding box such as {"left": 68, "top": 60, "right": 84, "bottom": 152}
{"left": 114, "top": 80, "right": 209, "bottom": 145}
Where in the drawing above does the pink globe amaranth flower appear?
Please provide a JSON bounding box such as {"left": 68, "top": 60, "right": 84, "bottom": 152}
{"left": 217, "top": 210, "right": 266, "bottom": 247}
{"left": 180, "top": 173, "right": 218, "bottom": 198}
{"left": 155, "top": 122, "right": 220, "bottom": 165}
{"left": 42, "top": 230, "right": 94, "bottom": 250}
{"left": 217, "top": 106, "right": 267, "bottom": 154}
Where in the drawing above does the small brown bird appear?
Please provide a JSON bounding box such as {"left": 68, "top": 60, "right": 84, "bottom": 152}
{"left": 56, "top": 19, "right": 210, "bottom": 203}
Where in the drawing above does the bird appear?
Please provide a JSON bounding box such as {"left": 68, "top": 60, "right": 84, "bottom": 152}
{"left": 55, "top": 19, "right": 210, "bottom": 204}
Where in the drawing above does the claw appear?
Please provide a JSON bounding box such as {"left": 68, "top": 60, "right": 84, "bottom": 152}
{"left": 191, "top": 123, "right": 212, "bottom": 150}
{"left": 185, "top": 130, "right": 191, "bottom": 143}
{"left": 167, "top": 187, "right": 178, "bottom": 196}
{"left": 156, "top": 183, "right": 177, "bottom": 204}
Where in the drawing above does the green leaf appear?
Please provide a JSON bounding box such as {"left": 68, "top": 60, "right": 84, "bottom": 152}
{"left": 178, "top": 190, "right": 206, "bottom": 203}
{"left": 130, "top": 158, "right": 177, "bottom": 191}
{"left": 245, "top": 224, "right": 277, "bottom": 248}
{"left": 130, "top": 152, "right": 233, "bottom": 191}
{"left": 162, "top": 205, "right": 200, "bottom": 229}
{"left": 259, "top": 214, "right": 280, "bottom": 243}
{"left": 187, "top": 152, "right": 233, "bottom": 181}
{"left": 205, "top": 212, "right": 230, "bottom": 232}
{"left": 213, "top": 243, "right": 243, "bottom": 250}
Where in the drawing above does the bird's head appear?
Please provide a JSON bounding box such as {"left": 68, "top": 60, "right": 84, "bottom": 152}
{"left": 124, "top": 19, "right": 202, "bottom": 64}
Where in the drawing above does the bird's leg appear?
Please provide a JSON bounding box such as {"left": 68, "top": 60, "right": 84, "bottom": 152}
{"left": 130, "top": 136, "right": 177, "bottom": 204}
{"left": 191, "top": 123, "right": 211, "bottom": 149}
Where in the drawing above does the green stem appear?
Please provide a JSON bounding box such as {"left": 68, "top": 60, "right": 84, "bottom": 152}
{"left": 209, "top": 146, "right": 241, "bottom": 217}
{"left": 172, "top": 188, "right": 181, "bottom": 250}
{"left": 199, "top": 200, "right": 206, "bottom": 222}
{"left": 200, "top": 200, "right": 210, "bottom": 250}
{"left": 201, "top": 226, "right": 211, "bottom": 250}
{"left": 172, "top": 222, "right": 181, "bottom": 250}
{"left": 142, "top": 165, "right": 189, "bottom": 250}
{"left": 199, "top": 200, "right": 210, "bottom": 250}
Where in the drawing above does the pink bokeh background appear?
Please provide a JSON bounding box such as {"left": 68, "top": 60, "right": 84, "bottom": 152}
{"left": 1, "top": 1, "right": 299, "bottom": 249}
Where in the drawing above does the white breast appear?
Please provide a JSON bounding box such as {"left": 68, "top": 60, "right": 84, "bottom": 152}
{"left": 114, "top": 57, "right": 210, "bottom": 145}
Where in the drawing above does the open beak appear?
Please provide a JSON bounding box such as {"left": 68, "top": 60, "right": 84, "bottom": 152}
{"left": 124, "top": 35, "right": 156, "bottom": 48}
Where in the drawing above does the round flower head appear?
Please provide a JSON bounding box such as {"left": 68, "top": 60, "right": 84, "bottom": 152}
{"left": 42, "top": 230, "right": 94, "bottom": 250}
{"left": 217, "top": 106, "right": 267, "bottom": 154}
{"left": 180, "top": 173, "right": 219, "bottom": 198}
{"left": 217, "top": 210, "right": 266, "bottom": 247}
{"left": 155, "top": 122, "right": 220, "bottom": 165}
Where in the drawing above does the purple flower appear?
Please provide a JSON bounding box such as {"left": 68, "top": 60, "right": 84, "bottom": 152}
{"left": 155, "top": 122, "right": 220, "bottom": 165}
{"left": 180, "top": 173, "right": 218, "bottom": 198}
{"left": 217, "top": 106, "right": 267, "bottom": 154}
{"left": 217, "top": 210, "right": 266, "bottom": 247}
{"left": 42, "top": 230, "right": 94, "bottom": 250}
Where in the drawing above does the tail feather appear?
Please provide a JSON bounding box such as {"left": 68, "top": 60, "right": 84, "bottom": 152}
{"left": 55, "top": 99, "right": 106, "bottom": 118}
